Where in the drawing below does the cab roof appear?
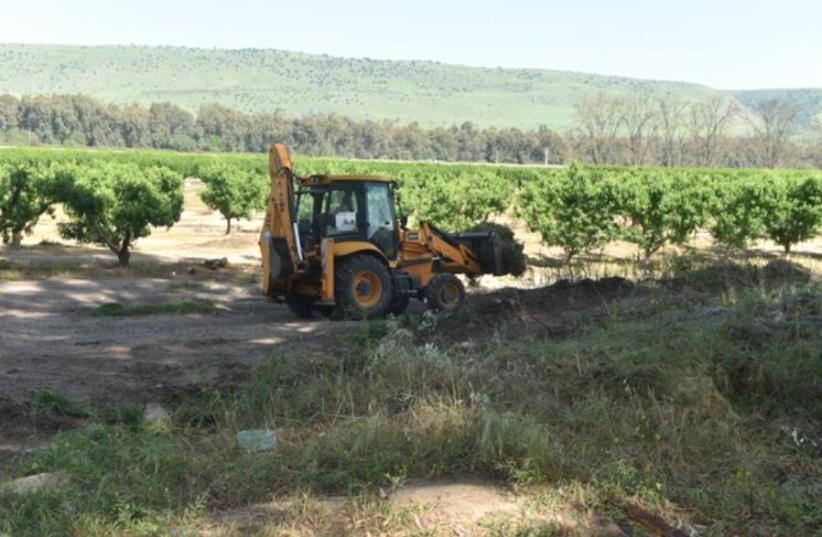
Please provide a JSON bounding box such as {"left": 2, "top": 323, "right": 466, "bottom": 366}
{"left": 298, "top": 174, "right": 394, "bottom": 185}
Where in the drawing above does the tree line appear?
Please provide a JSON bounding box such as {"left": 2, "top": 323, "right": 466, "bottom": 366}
{"left": 0, "top": 93, "right": 820, "bottom": 168}
{"left": 4, "top": 149, "right": 820, "bottom": 267}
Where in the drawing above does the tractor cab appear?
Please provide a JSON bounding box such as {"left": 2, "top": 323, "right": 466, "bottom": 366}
{"left": 295, "top": 176, "right": 401, "bottom": 260}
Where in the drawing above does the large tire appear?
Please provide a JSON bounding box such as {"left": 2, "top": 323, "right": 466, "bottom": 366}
{"left": 285, "top": 292, "right": 314, "bottom": 318}
{"left": 335, "top": 255, "right": 393, "bottom": 319}
{"left": 424, "top": 274, "right": 465, "bottom": 312}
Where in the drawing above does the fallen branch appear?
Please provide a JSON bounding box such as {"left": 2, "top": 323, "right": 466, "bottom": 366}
{"left": 611, "top": 499, "right": 690, "bottom": 537}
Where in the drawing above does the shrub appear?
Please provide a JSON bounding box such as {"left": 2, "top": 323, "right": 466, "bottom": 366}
{"left": 763, "top": 176, "right": 822, "bottom": 254}
{"left": 520, "top": 164, "right": 620, "bottom": 263}
{"left": 617, "top": 171, "right": 712, "bottom": 260}
{"left": 709, "top": 177, "right": 771, "bottom": 250}
{"left": 399, "top": 168, "right": 515, "bottom": 231}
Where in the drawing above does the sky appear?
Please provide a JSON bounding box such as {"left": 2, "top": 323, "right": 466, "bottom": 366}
{"left": 2, "top": 0, "right": 821, "bottom": 90}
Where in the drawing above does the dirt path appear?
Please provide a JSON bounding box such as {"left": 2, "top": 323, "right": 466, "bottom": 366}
{"left": 0, "top": 276, "right": 354, "bottom": 404}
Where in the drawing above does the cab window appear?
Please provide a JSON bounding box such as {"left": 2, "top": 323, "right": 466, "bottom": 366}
{"left": 324, "top": 187, "right": 361, "bottom": 236}
{"left": 365, "top": 182, "right": 398, "bottom": 258}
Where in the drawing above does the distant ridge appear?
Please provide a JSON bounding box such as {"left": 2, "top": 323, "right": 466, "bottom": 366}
{"left": 0, "top": 43, "right": 820, "bottom": 130}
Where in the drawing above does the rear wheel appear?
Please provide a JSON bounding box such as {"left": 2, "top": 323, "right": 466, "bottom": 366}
{"left": 285, "top": 292, "right": 314, "bottom": 318}
{"left": 335, "top": 255, "right": 393, "bottom": 319}
{"left": 424, "top": 274, "right": 465, "bottom": 312}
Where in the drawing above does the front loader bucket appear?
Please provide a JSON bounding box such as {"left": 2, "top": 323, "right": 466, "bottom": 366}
{"left": 454, "top": 232, "right": 505, "bottom": 276}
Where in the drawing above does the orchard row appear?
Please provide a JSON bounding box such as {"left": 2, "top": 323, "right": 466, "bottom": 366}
{"left": 1, "top": 147, "right": 820, "bottom": 265}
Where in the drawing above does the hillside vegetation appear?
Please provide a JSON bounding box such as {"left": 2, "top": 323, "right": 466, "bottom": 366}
{"left": 0, "top": 44, "right": 737, "bottom": 129}
{"left": 733, "top": 88, "right": 822, "bottom": 137}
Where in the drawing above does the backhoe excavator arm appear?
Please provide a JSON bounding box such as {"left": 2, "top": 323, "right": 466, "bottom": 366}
{"left": 260, "top": 144, "right": 303, "bottom": 297}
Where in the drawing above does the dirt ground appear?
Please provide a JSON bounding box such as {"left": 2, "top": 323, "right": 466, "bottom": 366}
{"left": 2, "top": 178, "right": 820, "bottom": 408}
{"left": 208, "top": 477, "right": 530, "bottom": 536}
{"left": 0, "top": 277, "right": 357, "bottom": 404}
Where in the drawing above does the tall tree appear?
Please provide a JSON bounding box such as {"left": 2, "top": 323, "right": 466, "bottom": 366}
{"left": 148, "top": 103, "right": 197, "bottom": 151}
{"left": 0, "top": 95, "right": 20, "bottom": 132}
{"left": 751, "top": 99, "right": 800, "bottom": 168}
{"left": 657, "top": 95, "right": 689, "bottom": 167}
{"left": 574, "top": 93, "right": 625, "bottom": 165}
{"left": 623, "top": 93, "right": 659, "bottom": 166}
{"left": 688, "top": 97, "right": 739, "bottom": 167}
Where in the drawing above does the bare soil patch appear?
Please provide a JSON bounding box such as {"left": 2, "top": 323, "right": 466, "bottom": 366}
{"left": 0, "top": 276, "right": 355, "bottom": 406}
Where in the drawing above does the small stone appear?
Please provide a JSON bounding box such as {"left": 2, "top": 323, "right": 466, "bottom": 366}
{"left": 204, "top": 257, "right": 229, "bottom": 270}
{"left": 236, "top": 429, "right": 277, "bottom": 452}
{"left": 144, "top": 403, "right": 171, "bottom": 423}
{"left": 3, "top": 471, "right": 70, "bottom": 495}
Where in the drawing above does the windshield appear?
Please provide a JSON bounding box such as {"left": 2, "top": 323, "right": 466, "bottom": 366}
{"left": 365, "top": 183, "right": 394, "bottom": 238}
{"left": 365, "top": 182, "right": 397, "bottom": 258}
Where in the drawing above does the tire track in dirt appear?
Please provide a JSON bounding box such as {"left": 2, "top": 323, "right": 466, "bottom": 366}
{"left": 0, "top": 277, "right": 354, "bottom": 404}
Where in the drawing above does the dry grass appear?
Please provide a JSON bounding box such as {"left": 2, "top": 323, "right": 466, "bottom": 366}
{"left": 2, "top": 266, "right": 820, "bottom": 536}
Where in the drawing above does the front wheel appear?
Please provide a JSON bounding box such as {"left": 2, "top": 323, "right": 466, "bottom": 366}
{"left": 424, "top": 274, "right": 465, "bottom": 312}
{"left": 335, "top": 255, "right": 393, "bottom": 319}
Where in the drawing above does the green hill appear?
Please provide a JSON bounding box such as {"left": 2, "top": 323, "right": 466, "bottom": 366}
{"left": 0, "top": 43, "right": 737, "bottom": 129}
{"left": 732, "top": 88, "right": 822, "bottom": 134}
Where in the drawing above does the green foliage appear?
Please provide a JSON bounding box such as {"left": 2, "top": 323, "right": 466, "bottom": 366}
{"left": 617, "top": 171, "right": 712, "bottom": 260}
{"left": 0, "top": 44, "right": 735, "bottom": 131}
{"left": 709, "top": 177, "right": 772, "bottom": 250}
{"left": 2, "top": 282, "right": 821, "bottom": 536}
{"left": 197, "top": 162, "right": 266, "bottom": 233}
{"left": 0, "top": 147, "right": 820, "bottom": 264}
{"left": 1, "top": 425, "right": 196, "bottom": 537}
{"left": 399, "top": 168, "right": 515, "bottom": 231}
{"left": 520, "top": 165, "right": 620, "bottom": 262}
{"left": 55, "top": 162, "right": 184, "bottom": 266}
{"left": 0, "top": 161, "right": 59, "bottom": 246}
{"left": 33, "top": 389, "right": 91, "bottom": 418}
{"left": 762, "top": 176, "right": 822, "bottom": 253}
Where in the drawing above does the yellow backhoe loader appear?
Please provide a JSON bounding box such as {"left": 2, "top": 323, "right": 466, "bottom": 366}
{"left": 259, "top": 143, "right": 508, "bottom": 318}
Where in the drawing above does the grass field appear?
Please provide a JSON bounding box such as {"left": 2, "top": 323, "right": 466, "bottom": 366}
{"left": 1, "top": 256, "right": 820, "bottom": 536}
{"left": 0, "top": 44, "right": 740, "bottom": 130}
{"left": 1, "top": 167, "right": 821, "bottom": 535}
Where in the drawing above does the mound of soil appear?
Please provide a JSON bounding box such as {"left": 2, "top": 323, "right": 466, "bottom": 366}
{"left": 439, "top": 277, "right": 635, "bottom": 341}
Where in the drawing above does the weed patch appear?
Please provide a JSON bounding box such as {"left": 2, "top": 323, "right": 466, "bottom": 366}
{"left": 87, "top": 299, "right": 216, "bottom": 317}
{"left": 2, "top": 282, "right": 821, "bottom": 536}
